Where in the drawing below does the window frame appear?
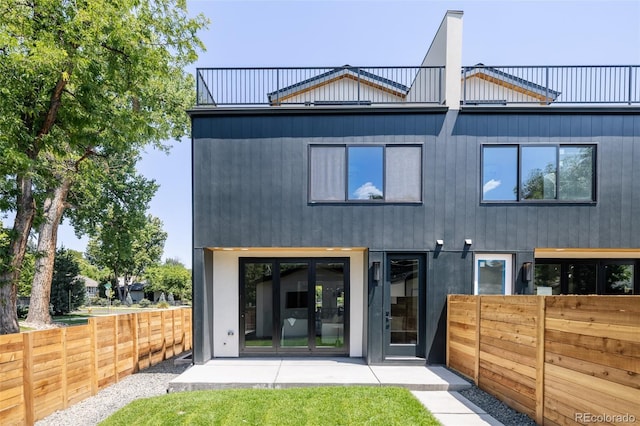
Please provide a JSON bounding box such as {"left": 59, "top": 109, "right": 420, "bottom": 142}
{"left": 534, "top": 259, "right": 638, "bottom": 295}
{"left": 308, "top": 144, "right": 423, "bottom": 204}
{"left": 481, "top": 143, "right": 597, "bottom": 204}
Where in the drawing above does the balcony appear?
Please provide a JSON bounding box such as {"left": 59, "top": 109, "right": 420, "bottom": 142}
{"left": 195, "top": 65, "right": 640, "bottom": 107}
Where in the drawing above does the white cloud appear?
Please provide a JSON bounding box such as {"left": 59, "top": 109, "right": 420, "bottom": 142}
{"left": 483, "top": 179, "right": 501, "bottom": 194}
{"left": 353, "top": 182, "right": 383, "bottom": 200}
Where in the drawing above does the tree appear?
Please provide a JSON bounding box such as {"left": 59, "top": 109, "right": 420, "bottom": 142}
{"left": 144, "top": 259, "right": 192, "bottom": 302}
{"left": 87, "top": 214, "right": 167, "bottom": 301}
{"left": 49, "top": 248, "right": 85, "bottom": 316}
{"left": 0, "top": 0, "right": 207, "bottom": 333}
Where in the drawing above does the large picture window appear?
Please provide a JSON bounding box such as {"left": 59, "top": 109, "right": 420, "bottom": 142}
{"left": 310, "top": 145, "right": 422, "bottom": 203}
{"left": 482, "top": 144, "right": 595, "bottom": 202}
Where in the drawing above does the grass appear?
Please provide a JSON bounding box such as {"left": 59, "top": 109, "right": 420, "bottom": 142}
{"left": 100, "top": 386, "right": 441, "bottom": 426}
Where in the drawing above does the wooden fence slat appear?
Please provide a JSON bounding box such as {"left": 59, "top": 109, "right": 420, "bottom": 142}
{"left": 447, "top": 296, "right": 640, "bottom": 426}
{"left": 1, "top": 309, "right": 191, "bottom": 425}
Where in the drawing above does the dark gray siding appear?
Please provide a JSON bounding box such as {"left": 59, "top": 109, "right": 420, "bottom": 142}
{"left": 192, "top": 108, "right": 640, "bottom": 363}
{"left": 193, "top": 110, "right": 640, "bottom": 252}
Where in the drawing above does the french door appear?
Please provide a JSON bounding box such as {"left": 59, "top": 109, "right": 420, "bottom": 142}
{"left": 240, "top": 258, "right": 349, "bottom": 355}
{"left": 384, "top": 254, "right": 426, "bottom": 358}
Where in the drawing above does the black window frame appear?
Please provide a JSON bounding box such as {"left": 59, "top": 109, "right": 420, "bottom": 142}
{"left": 534, "top": 259, "right": 639, "bottom": 295}
{"left": 481, "top": 144, "right": 597, "bottom": 204}
{"left": 308, "top": 144, "right": 423, "bottom": 204}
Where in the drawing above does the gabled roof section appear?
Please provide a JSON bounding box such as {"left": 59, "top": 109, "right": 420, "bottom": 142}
{"left": 462, "top": 64, "right": 561, "bottom": 103}
{"left": 267, "top": 66, "right": 409, "bottom": 105}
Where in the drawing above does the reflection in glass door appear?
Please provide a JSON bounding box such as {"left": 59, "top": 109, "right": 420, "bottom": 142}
{"left": 279, "top": 262, "right": 309, "bottom": 348}
{"left": 315, "top": 262, "right": 346, "bottom": 349}
{"left": 385, "top": 255, "right": 425, "bottom": 358}
{"left": 242, "top": 263, "right": 273, "bottom": 348}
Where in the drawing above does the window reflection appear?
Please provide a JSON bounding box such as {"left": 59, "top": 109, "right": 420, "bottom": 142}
{"left": 521, "top": 146, "right": 557, "bottom": 200}
{"left": 348, "top": 147, "right": 384, "bottom": 200}
{"left": 482, "top": 146, "right": 517, "bottom": 201}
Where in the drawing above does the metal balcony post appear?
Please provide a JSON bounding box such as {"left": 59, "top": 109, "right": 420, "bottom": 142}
{"left": 629, "top": 65, "right": 633, "bottom": 105}
{"left": 545, "top": 66, "right": 550, "bottom": 105}
{"left": 275, "top": 69, "right": 280, "bottom": 105}
{"left": 357, "top": 67, "right": 361, "bottom": 104}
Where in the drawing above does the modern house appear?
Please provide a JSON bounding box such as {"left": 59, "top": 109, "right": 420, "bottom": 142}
{"left": 190, "top": 11, "right": 640, "bottom": 365}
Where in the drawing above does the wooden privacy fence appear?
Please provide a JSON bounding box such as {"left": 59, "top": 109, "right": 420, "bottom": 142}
{"left": 0, "top": 308, "right": 192, "bottom": 426}
{"left": 447, "top": 295, "right": 640, "bottom": 425}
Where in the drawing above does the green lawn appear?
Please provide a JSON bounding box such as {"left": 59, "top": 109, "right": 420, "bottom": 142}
{"left": 100, "top": 386, "right": 441, "bottom": 426}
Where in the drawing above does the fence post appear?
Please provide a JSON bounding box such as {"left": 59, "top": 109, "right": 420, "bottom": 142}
{"left": 474, "top": 296, "right": 481, "bottom": 386}
{"left": 445, "top": 295, "right": 450, "bottom": 367}
{"left": 113, "top": 315, "right": 119, "bottom": 382}
{"left": 536, "top": 296, "right": 546, "bottom": 425}
{"left": 90, "top": 318, "right": 98, "bottom": 394}
{"left": 132, "top": 313, "right": 139, "bottom": 373}
{"left": 161, "top": 310, "right": 166, "bottom": 362}
{"left": 61, "top": 328, "right": 68, "bottom": 409}
{"left": 22, "top": 332, "right": 34, "bottom": 426}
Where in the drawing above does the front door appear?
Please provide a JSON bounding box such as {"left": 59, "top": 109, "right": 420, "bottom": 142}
{"left": 384, "top": 254, "right": 426, "bottom": 358}
{"left": 240, "top": 258, "right": 349, "bottom": 355}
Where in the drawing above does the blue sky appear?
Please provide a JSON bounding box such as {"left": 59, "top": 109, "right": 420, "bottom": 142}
{"left": 55, "top": 0, "right": 640, "bottom": 268}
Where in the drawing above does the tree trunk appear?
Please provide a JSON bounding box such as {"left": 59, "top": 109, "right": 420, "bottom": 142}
{"left": 26, "top": 179, "right": 72, "bottom": 325}
{"left": 0, "top": 175, "right": 36, "bottom": 335}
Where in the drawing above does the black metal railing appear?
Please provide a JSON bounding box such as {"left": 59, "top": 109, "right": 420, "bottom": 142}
{"left": 461, "top": 65, "right": 639, "bottom": 105}
{"left": 196, "top": 66, "right": 444, "bottom": 106}
{"left": 195, "top": 65, "right": 640, "bottom": 107}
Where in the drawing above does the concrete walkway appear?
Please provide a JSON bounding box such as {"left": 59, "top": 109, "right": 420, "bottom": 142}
{"left": 168, "top": 358, "right": 504, "bottom": 425}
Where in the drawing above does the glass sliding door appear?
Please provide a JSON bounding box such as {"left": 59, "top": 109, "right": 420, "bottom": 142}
{"left": 603, "top": 262, "right": 634, "bottom": 294}
{"left": 567, "top": 263, "right": 597, "bottom": 294}
{"left": 315, "top": 262, "right": 346, "bottom": 349}
{"left": 240, "top": 258, "right": 349, "bottom": 355}
{"left": 241, "top": 263, "right": 274, "bottom": 348}
{"left": 279, "top": 262, "right": 310, "bottom": 348}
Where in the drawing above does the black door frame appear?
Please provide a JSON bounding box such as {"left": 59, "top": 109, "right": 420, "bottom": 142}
{"left": 239, "top": 257, "right": 350, "bottom": 356}
{"left": 383, "top": 253, "right": 427, "bottom": 359}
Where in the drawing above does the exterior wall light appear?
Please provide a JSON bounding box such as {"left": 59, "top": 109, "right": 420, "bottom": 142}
{"left": 372, "top": 261, "right": 381, "bottom": 282}
{"left": 436, "top": 239, "right": 444, "bottom": 247}
{"left": 464, "top": 239, "right": 473, "bottom": 246}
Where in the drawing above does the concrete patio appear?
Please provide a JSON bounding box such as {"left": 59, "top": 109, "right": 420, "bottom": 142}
{"left": 168, "top": 358, "right": 504, "bottom": 426}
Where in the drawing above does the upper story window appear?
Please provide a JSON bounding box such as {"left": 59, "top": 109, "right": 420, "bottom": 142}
{"left": 482, "top": 144, "right": 595, "bottom": 202}
{"left": 310, "top": 145, "right": 422, "bottom": 203}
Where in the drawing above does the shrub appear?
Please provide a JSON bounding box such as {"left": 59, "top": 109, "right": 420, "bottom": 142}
{"left": 91, "top": 296, "right": 109, "bottom": 307}
{"left": 139, "top": 298, "right": 151, "bottom": 308}
{"left": 157, "top": 301, "right": 170, "bottom": 309}
{"left": 112, "top": 299, "right": 121, "bottom": 307}
{"left": 17, "top": 305, "right": 29, "bottom": 319}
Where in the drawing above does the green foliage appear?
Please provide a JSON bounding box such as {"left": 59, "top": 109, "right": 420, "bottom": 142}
{"left": 156, "top": 301, "right": 170, "bottom": 309}
{"left": 90, "top": 296, "right": 109, "bottom": 307}
{"left": 112, "top": 299, "right": 122, "bottom": 307}
{"left": 87, "top": 214, "right": 167, "bottom": 301}
{"left": 144, "top": 259, "right": 192, "bottom": 301}
{"left": 17, "top": 249, "right": 35, "bottom": 297}
{"left": 50, "top": 248, "right": 86, "bottom": 315}
{"left": 101, "top": 386, "right": 439, "bottom": 426}
{"left": 0, "top": 0, "right": 208, "bottom": 331}
{"left": 17, "top": 305, "right": 29, "bottom": 319}
{"left": 138, "top": 298, "right": 151, "bottom": 308}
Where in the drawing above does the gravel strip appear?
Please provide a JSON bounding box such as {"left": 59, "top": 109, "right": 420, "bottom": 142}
{"left": 36, "top": 357, "right": 190, "bottom": 426}
{"left": 37, "top": 359, "right": 535, "bottom": 426}
{"left": 453, "top": 372, "right": 537, "bottom": 426}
